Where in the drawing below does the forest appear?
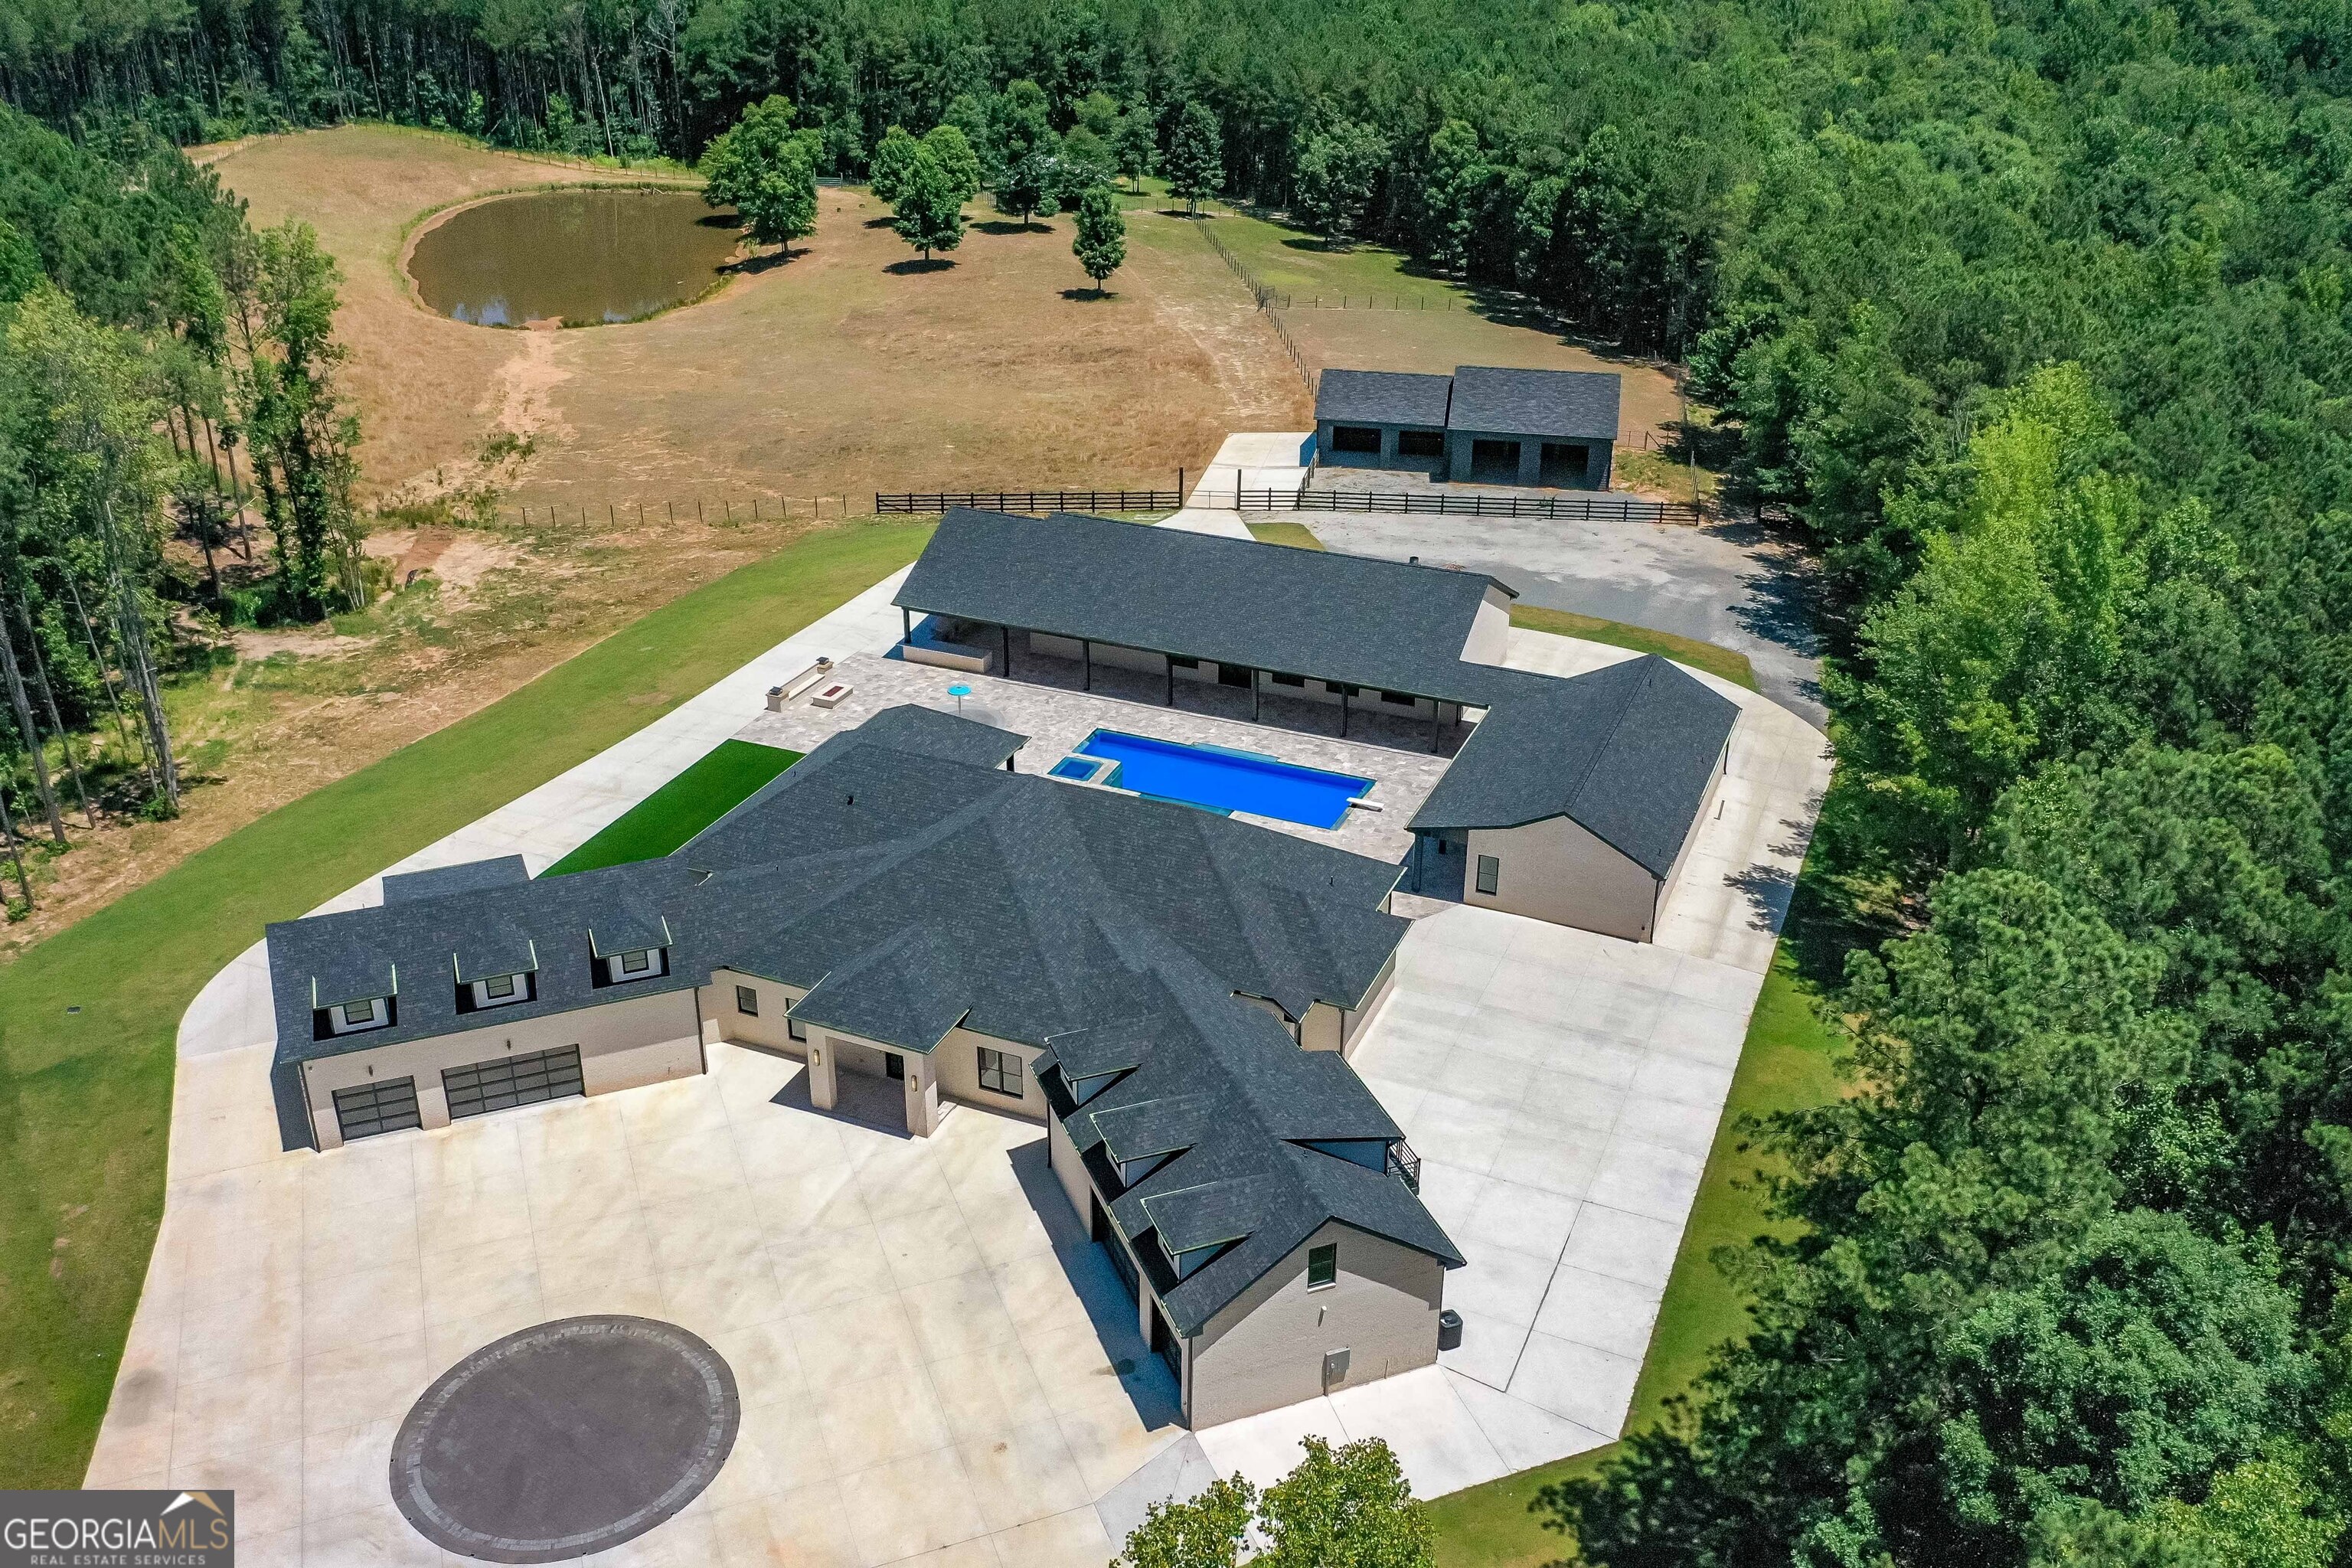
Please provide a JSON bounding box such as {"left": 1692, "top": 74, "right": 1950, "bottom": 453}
{"left": 8, "top": 0, "right": 2352, "bottom": 1558}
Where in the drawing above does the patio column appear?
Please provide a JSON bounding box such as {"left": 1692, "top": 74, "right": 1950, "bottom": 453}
{"left": 1082, "top": 639, "right": 1093, "bottom": 691}
{"left": 904, "top": 1051, "right": 940, "bottom": 1138}
{"left": 1165, "top": 655, "right": 1174, "bottom": 706}
{"left": 1138, "top": 1280, "right": 1155, "bottom": 1346}
{"left": 806, "top": 1038, "right": 838, "bottom": 1112}
{"left": 1340, "top": 688, "right": 1350, "bottom": 738}
{"left": 1251, "top": 673, "right": 1260, "bottom": 724}
{"left": 1002, "top": 624, "right": 1013, "bottom": 676}
{"left": 901, "top": 606, "right": 912, "bottom": 643}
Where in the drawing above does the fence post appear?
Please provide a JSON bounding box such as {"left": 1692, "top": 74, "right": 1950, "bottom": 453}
{"left": 697, "top": 499, "right": 704, "bottom": 522}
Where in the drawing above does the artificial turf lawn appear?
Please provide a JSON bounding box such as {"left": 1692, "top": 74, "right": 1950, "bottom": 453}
{"left": 1244, "top": 520, "right": 1328, "bottom": 550}
{"left": 544, "top": 740, "right": 802, "bottom": 876}
{"left": 1509, "top": 603, "right": 1757, "bottom": 691}
{"left": 1425, "top": 943, "right": 1846, "bottom": 1566}
{"left": 0, "top": 518, "right": 933, "bottom": 1488}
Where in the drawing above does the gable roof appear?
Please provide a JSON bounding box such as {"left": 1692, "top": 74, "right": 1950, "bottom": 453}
{"left": 1447, "top": 365, "right": 1621, "bottom": 441}
{"left": 384, "top": 854, "right": 530, "bottom": 904}
{"left": 1411, "top": 655, "right": 1739, "bottom": 876}
{"left": 268, "top": 706, "right": 1449, "bottom": 1332}
{"left": 1315, "top": 369, "right": 1453, "bottom": 429}
{"left": 897, "top": 508, "right": 1514, "bottom": 700}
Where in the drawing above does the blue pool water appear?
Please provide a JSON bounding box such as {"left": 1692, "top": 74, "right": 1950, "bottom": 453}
{"left": 1073, "top": 730, "right": 1372, "bottom": 828}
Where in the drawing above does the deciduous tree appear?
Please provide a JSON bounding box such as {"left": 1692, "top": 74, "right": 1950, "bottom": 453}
{"left": 1165, "top": 102, "right": 1224, "bottom": 214}
{"left": 1072, "top": 185, "right": 1125, "bottom": 292}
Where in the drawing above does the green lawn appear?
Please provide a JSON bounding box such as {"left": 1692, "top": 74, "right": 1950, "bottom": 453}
{"left": 1245, "top": 521, "right": 1328, "bottom": 550}
{"left": 1189, "top": 207, "right": 1468, "bottom": 306}
{"left": 1426, "top": 944, "right": 1847, "bottom": 1566}
{"left": 544, "top": 739, "right": 802, "bottom": 876}
{"left": 0, "top": 518, "right": 933, "bottom": 1488}
{"left": 1509, "top": 605, "right": 1757, "bottom": 691}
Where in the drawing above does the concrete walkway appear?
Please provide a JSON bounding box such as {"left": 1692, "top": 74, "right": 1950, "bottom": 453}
{"left": 1158, "top": 431, "right": 1311, "bottom": 539}
{"left": 90, "top": 529, "right": 1831, "bottom": 1561}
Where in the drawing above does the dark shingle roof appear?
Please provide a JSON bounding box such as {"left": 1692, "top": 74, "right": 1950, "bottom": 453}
{"left": 269, "top": 705, "right": 1451, "bottom": 1330}
{"left": 1411, "top": 655, "right": 1739, "bottom": 876}
{"left": 1315, "top": 369, "right": 1453, "bottom": 429}
{"left": 384, "top": 854, "right": 531, "bottom": 903}
{"left": 1447, "top": 365, "right": 1621, "bottom": 441}
{"left": 896, "top": 508, "right": 1514, "bottom": 699}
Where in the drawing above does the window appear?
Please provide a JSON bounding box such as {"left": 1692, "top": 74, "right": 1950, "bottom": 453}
{"left": 342, "top": 998, "right": 377, "bottom": 1025}
{"left": 1397, "top": 428, "right": 1446, "bottom": 458}
{"left": 483, "top": 975, "right": 516, "bottom": 1000}
{"left": 1475, "top": 854, "right": 1500, "bottom": 896}
{"left": 1331, "top": 424, "right": 1381, "bottom": 453}
{"left": 1270, "top": 671, "right": 1307, "bottom": 688}
{"left": 1380, "top": 690, "right": 1415, "bottom": 706}
{"left": 619, "top": 949, "right": 652, "bottom": 975}
{"left": 735, "top": 984, "right": 759, "bottom": 1015}
{"left": 977, "top": 1046, "right": 1022, "bottom": 1098}
{"left": 1307, "top": 1243, "right": 1338, "bottom": 1289}
{"left": 786, "top": 1014, "right": 807, "bottom": 1043}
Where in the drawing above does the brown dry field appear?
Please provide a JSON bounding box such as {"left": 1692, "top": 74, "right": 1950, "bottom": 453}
{"left": 1, "top": 127, "right": 1306, "bottom": 956}
{"left": 208, "top": 125, "right": 1305, "bottom": 506}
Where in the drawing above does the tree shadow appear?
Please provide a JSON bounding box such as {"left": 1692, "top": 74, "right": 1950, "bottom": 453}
{"left": 862, "top": 214, "right": 897, "bottom": 229}
{"left": 1059, "top": 286, "right": 1115, "bottom": 300}
{"left": 974, "top": 219, "right": 1045, "bottom": 235}
{"left": 1280, "top": 235, "right": 1346, "bottom": 253}
{"left": 697, "top": 212, "right": 743, "bottom": 230}
{"left": 1158, "top": 208, "right": 1209, "bottom": 220}
{"left": 884, "top": 256, "right": 957, "bottom": 274}
{"left": 721, "top": 248, "right": 797, "bottom": 275}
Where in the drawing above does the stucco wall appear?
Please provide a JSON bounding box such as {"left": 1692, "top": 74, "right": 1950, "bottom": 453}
{"left": 1190, "top": 1220, "right": 1446, "bottom": 1427}
{"left": 933, "top": 1025, "right": 1048, "bottom": 1121}
{"left": 701, "top": 969, "right": 808, "bottom": 1055}
{"left": 1653, "top": 737, "right": 1731, "bottom": 918}
{"left": 1028, "top": 631, "right": 1165, "bottom": 676}
{"left": 1047, "top": 1112, "right": 1092, "bottom": 1225}
{"left": 1466, "top": 815, "right": 1661, "bottom": 941}
{"left": 301, "top": 985, "right": 703, "bottom": 1150}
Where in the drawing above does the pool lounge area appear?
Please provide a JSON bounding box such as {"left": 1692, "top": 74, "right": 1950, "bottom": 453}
{"left": 1059, "top": 729, "right": 1375, "bottom": 829}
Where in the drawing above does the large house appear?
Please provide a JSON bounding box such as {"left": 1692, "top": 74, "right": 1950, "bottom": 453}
{"left": 266, "top": 705, "right": 1462, "bottom": 1427}
{"left": 898, "top": 508, "right": 1739, "bottom": 941}
{"left": 1313, "top": 364, "right": 1622, "bottom": 488}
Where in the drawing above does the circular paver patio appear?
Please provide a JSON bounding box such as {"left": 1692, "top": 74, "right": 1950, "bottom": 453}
{"left": 390, "top": 1315, "right": 740, "bottom": 1563}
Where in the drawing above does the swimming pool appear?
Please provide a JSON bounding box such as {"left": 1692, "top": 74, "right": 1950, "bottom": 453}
{"left": 1071, "top": 730, "right": 1373, "bottom": 829}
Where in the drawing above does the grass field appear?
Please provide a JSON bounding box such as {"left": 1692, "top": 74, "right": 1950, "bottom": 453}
{"left": 1509, "top": 604, "right": 1756, "bottom": 690}
{"left": 1426, "top": 943, "right": 1846, "bottom": 1566}
{"left": 1245, "top": 520, "right": 1327, "bottom": 549}
{"left": 544, "top": 738, "right": 801, "bottom": 874}
{"left": 206, "top": 126, "right": 1307, "bottom": 509}
{"left": 0, "top": 519, "right": 931, "bottom": 1488}
{"left": 1171, "top": 208, "right": 1688, "bottom": 452}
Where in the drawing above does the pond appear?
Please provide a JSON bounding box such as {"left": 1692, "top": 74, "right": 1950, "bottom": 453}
{"left": 407, "top": 188, "right": 742, "bottom": 328}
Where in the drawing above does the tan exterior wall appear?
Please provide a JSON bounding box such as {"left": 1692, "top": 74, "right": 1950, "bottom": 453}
{"left": 1047, "top": 1112, "right": 1092, "bottom": 1224}
{"left": 1466, "top": 815, "right": 1661, "bottom": 942}
{"left": 1654, "top": 737, "right": 1731, "bottom": 920}
{"left": 302, "top": 986, "right": 702, "bottom": 1150}
{"left": 1189, "top": 1220, "right": 1446, "bottom": 1427}
{"left": 701, "top": 970, "right": 808, "bottom": 1055}
{"left": 1461, "top": 583, "right": 1515, "bottom": 667}
{"left": 1028, "top": 631, "right": 1165, "bottom": 676}
{"left": 1341, "top": 951, "right": 1397, "bottom": 1058}
{"left": 933, "top": 1026, "right": 1048, "bottom": 1121}
{"left": 1301, "top": 1001, "right": 1344, "bottom": 1054}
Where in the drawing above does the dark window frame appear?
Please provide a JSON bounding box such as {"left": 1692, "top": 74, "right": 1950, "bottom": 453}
{"left": 341, "top": 998, "right": 377, "bottom": 1025}
{"left": 332, "top": 1075, "right": 421, "bottom": 1140}
{"left": 1379, "top": 689, "right": 1416, "bottom": 706}
{"left": 786, "top": 1014, "right": 807, "bottom": 1043}
{"left": 1331, "top": 424, "right": 1382, "bottom": 453}
{"left": 1307, "top": 1242, "right": 1339, "bottom": 1289}
{"left": 443, "top": 1045, "right": 585, "bottom": 1120}
{"left": 977, "top": 1046, "right": 1022, "bottom": 1098}
{"left": 1269, "top": 671, "right": 1307, "bottom": 688}
{"left": 1396, "top": 427, "right": 1445, "bottom": 458}
{"left": 1475, "top": 854, "right": 1501, "bottom": 896}
{"left": 735, "top": 984, "right": 759, "bottom": 1015}
{"left": 482, "top": 974, "right": 517, "bottom": 1000}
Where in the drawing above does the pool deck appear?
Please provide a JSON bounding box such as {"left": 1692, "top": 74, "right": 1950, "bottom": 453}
{"left": 731, "top": 653, "right": 1449, "bottom": 863}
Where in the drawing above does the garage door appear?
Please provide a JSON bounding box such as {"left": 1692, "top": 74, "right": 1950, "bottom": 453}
{"left": 443, "top": 1045, "right": 584, "bottom": 1119}
{"left": 332, "top": 1076, "right": 422, "bottom": 1141}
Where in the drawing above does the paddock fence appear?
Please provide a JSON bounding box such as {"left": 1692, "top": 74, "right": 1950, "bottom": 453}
{"left": 874, "top": 489, "right": 1186, "bottom": 514}
{"left": 1197, "top": 224, "right": 1319, "bottom": 397}
{"left": 488, "top": 495, "right": 876, "bottom": 528}
{"left": 1231, "top": 487, "right": 1704, "bottom": 524}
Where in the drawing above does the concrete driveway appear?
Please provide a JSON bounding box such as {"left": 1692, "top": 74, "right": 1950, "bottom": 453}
{"left": 1305, "top": 512, "right": 1826, "bottom": 726}
{"left": 87, "top": 541, "right": 1831, "bottom": 1560}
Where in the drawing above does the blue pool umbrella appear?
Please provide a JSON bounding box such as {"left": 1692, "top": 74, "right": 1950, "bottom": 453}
{"left": 947, "top": 682, "right": 972, "bottom": 715}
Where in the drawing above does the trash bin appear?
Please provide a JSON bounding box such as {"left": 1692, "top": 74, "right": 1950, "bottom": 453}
{"left": 1438, "top": 1308, "right": 1464, "bottom": 1351}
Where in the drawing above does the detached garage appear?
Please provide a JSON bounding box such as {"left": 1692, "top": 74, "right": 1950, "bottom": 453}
{"left": 1312, "top": 364, "right": 1623, "bottom": 490}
